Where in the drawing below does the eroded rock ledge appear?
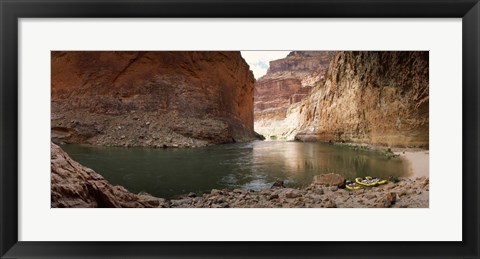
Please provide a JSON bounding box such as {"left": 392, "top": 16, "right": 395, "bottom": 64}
{"left": 52, "top": 143, "right": 428, "bottom": 208}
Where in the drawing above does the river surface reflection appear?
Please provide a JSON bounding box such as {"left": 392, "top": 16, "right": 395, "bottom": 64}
{"left": 61, "top": 141, "right": 409, "bottom": 198}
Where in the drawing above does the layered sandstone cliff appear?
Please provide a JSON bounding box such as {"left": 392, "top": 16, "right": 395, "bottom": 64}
{"left": 51, "top": 51, "right": 255, "bottom": 147}
{"left": 254, "top": 51, "right": 334, "bottom": 139}
{"left": 295, "top": 51, "right": 429, "bottom": 148}
{"left": 51, "top": 142, "right": 165, "bottom": 208}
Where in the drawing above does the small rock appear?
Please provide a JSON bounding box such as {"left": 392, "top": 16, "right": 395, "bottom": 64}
{"left": 386, "top": 192, "right": 397, "bottom": 203}
{"left": 171, "top": 198, "right": 192, "bottom": 206}
{"left": 313, "top": 187, "right": 324, "bottom": 195}
{"left": 210, "top": 189, "right": 223, "bottom": 195}
{"left": 421, "top": 178, "right": 429, "bottom": 189}
{"left": 385, "top": 183, "right": 396, "bottom": 190}
{"left": 323, "top": 200, "right": 337, "bottom": 208}
{"left": 374, "top": 198, "right": 391, "bottom": 208}
{"left": 373, "top": 192, "right": 397, "bottom": 208}
{"left": 233, "top": 188, "right": 246, "bottom": 194}
{"left": 271, "top": 180, "right": 285, "bottom": 188}
{"left": 187, "top": 192, "right": 197, "bottom": 198}
{"left": 311, "top": 194, "right": 322, "bottom": 203}
{"left": 260, "top": 189, "right": 273, "bottom": 195}
{"left": 285, "top": 189, "right": 302, "bottom": 199}
{"left": 268, "top": 194, "right": 279, "bottom": 200}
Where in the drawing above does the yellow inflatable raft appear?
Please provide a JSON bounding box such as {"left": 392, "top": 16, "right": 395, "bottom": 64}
{"left": 355, "top": 176, "right": 388, "bottom": 187}
{"left": 345, "top": 180, "right": 362, "bottom": 190}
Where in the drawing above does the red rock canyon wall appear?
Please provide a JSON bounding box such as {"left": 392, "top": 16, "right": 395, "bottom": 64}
{"left": 51, "top": 51, "right": 255, "bottom": 147}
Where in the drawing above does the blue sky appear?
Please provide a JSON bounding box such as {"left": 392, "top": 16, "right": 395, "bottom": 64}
{"left": 241, "top": 51, "right": 290, "bottom": 79}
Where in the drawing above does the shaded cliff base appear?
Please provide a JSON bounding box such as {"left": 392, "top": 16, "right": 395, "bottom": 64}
{"left": 52, "top": 111, "right": 255, "bottom": 148}
{"left": 52, "top": 142, "right": 429, "bottom": 208}
{"left": 294, "top": 132, "right": 429, "bottom": 149}
{"left": 51, "top": 51, "right": 256, "bottom": 148}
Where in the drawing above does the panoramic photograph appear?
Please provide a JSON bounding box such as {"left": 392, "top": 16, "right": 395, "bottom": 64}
{"left": 51, "top": 51, "right": 429, "bottom": 208}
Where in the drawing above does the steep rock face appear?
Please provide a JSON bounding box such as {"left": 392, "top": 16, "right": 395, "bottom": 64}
{"left": 254, "top": 78, "right": 302, "bottom": 111}
{"left": 51, "top": 143, "right": 164, "bottom": 208}
{"left": 254, "top": 51, "right": 334, "bottom": 139}
{"left": 51, "top": 51, "right": 255, "bottom": 147}
{"left": 295, "top": 51, "right": 429, "bottom": 148}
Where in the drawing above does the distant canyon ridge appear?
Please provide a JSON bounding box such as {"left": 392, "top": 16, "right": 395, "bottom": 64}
{"left": 51, "top": 51, "right": 428, "bottom": 148}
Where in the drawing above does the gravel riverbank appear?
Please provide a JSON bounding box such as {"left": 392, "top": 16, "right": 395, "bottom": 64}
{"left": 162, "top": 176, "right": 429, "bottom": 208}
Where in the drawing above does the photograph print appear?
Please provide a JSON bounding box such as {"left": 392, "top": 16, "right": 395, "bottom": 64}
{"left": 51, "top": 51, "right": 429, "bottom": 208}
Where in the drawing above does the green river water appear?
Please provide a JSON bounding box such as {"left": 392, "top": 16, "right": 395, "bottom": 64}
{"left": 60, "top": 141, "right": 410, "bottom": 198}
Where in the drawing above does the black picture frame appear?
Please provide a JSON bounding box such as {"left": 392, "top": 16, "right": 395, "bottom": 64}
{"left": 1, "top": 0, "right": 479, "bottom": 258}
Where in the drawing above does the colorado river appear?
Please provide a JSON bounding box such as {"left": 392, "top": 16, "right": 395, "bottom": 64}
{"left": 60, "top": 141, "right": 410, "bottom": 198}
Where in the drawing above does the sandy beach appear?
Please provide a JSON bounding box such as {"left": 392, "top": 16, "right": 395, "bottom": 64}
{"left": 395, "top": 150, "right": 429, "bottom": 178}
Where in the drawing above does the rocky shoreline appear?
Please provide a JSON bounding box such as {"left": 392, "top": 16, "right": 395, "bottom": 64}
{"left": 165, "top": 176, "right": 429, "bottom": 208}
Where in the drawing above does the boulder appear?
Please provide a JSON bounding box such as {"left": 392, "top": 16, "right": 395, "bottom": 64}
{"left": 313, "top": 173, "right": 346, "bottom": 187}
{"left": 271, "top": 180, "right": 285, "bottom": 188}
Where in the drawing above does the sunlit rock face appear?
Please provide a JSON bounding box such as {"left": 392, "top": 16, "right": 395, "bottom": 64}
{"left": 51, "top": 51, "right": 255, "bottom": 147}
{"left": 295, "top": 51, "right": 429, "bottom": 148}
{"left": 254, "top": 51, "right": 335, "bottom": 140}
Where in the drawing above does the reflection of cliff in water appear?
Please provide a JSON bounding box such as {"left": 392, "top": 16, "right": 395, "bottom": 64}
{"left": 251, "top": 141, "right": 409, "bottom": 182}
